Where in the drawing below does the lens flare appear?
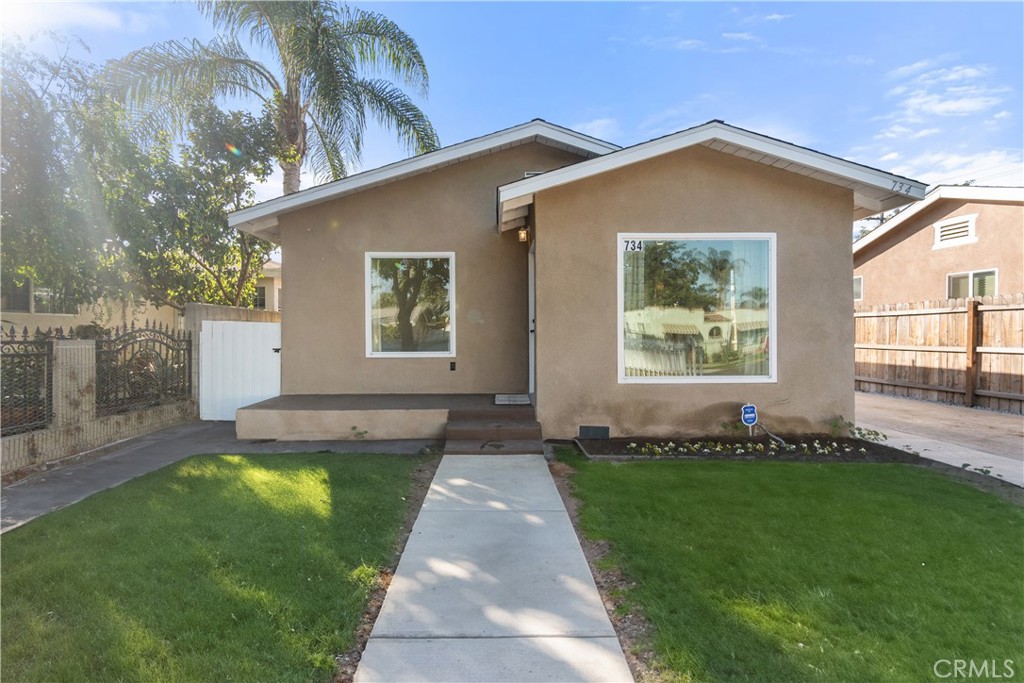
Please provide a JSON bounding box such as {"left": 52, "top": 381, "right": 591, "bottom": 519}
{"left": 224, "top": 143, "right": 242, "bottom": 157}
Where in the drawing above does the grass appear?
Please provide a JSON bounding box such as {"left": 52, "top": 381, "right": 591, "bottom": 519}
{"left": 1, "top": 452, "right": 428, "bottom": 683}
{"left": 559, "top": 448, "right": 1024, "bottom": 682}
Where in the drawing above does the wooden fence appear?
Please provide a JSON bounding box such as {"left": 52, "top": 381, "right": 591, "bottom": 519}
{"left": 854, "top": 294, "right": 1024, "bottom": 414}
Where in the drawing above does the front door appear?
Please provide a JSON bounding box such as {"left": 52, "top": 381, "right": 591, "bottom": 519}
{"left": 528, "top": 242, "right": 536, "bottom": 400}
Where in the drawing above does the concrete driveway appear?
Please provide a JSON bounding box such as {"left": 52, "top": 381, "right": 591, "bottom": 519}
{"left": 855, "top": 392, "right": 1024, "bottom": 487}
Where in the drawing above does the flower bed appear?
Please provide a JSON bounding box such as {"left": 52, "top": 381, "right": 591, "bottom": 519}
{"left": 575, "top": 435, "right": 922, "bottom": 463}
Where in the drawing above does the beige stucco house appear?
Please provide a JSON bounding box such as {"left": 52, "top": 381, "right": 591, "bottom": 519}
{"left": 229, "top": 119, "right": 925, "bottom": 440}
{"left": 853, "top": 186, "right": 1023, "bottom": 306}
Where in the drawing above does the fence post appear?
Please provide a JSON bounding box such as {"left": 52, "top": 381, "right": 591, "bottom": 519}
{"left": 53, "top": 339, "right": 97, "bottom": 425}
{"left": 964, "top": 299, "right": 979, "bottom": 408}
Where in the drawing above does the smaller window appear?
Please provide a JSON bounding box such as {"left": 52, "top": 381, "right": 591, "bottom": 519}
{"left": 708, "top": 326, "right": 722, "bottom": 339}
{"left": 853, "top": 276, "right": 863, "bottom": 301}
{"left": 1, "top": 280, "right": 31, "bottom": 312}
{"left": 933, "top": 214, "right": 978, "bottom": 250}
{"left": 32, "top": 287, "right": 77, "bottom": 315}
{"left": 947, "top": 269, "right": 997, "bottom": 299}
{"left": 255, "top": 286, "right": 267, "bottom": 310}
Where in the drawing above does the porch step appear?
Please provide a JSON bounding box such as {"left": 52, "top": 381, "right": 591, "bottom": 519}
{"left": 443, "top": 439, "right": 545, "bottom": 455}
{"left": 445, "top": 419, "right": 543, "bottom": 441}
{"left": 443, "top": 406, "right": 543, "bottom": 455}
{"left": 447, "top": 406, "right": 537, "bottom": 422}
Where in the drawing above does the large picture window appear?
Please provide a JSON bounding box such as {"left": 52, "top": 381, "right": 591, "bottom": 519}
{"left": 618, "top": 233, "right": 776, "bottom": 383}
{"left": 366, "top": 252, "right": 454, "bottom": 357}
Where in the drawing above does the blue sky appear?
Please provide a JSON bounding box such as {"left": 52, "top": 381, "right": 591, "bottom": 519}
{"left": 4, "top": 1, "right": 1022, "bottom": 205}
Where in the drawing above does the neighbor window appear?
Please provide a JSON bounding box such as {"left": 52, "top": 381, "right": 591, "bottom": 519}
{"left": 1, "top": 280, "right": 31, "bottom": 312}
{"left": 366, "top": 252, "right": 454, "bottom": 357}
{"left": 32, "top": 286, "right": 77, "bottom": 315}
{"left": 255, "top": 286, "right": 267, "bottom": 310}
{"left": 618, "top": 233, "right": 776, "bottom": 383}
{"left": 933, "top": 214, "right": 978, "bottom": 249}
{"left": 947, "top": 269, "right": 997, "bottom": 299}
{"left": 853, "top": 276, "right": 863, "bottom": 301}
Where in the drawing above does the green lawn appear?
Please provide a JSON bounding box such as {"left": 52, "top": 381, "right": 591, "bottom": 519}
{"left": 560, "top": 449, "right": 1024, "bottom": 682}
{"left": 1, "top": 453, "right": 429, "bottom": 683}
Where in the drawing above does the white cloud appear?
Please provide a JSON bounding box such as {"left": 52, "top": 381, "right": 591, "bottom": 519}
{"left": 887, "top": 59, "right": 935, "bottom": 79}
{"left": 880, "top": 152, "right": 900, "bottom": 162}
{"left": 901, "top": 89, "right": 1004, "bottom": 117}
{"left": 571, "top": 117, "right": 623, "bottom": 142}
{"left": 993, "top": 110, "right": 1012, "bottom": 120}
{"left": 639, "top": 36, "right": 704, "bottom": 51}
{"left": 911, "top": 128, "right": 941, "bottom": 139}
{"left": 763, "top": 13, "right": 792, "bottom": 22}
{"left": 722, "top": 32, "right": 758, "bottom": 41}
{"left": 892, "top": 149, "right": 1024, "bottom": 187}
{"left": 1, "top": 2, "right": 158, "bottom": 35}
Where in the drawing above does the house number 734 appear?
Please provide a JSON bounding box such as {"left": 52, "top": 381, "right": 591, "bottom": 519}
{"left": 622, "top": 240, "right": 645, "bottom": 252}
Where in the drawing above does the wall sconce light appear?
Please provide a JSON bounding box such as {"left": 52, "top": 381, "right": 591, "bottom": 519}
{"left": 517, "top": 226, "right": 530, "bottom": 243}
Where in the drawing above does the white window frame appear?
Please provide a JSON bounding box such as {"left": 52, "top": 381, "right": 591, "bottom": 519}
{"left": 616, "top": 232, "right": 778, "bottom": 384}
{"left": 853, "top": 275, "right": 864, "bottom": 301}
{"left": 365, "top": 251, "right": 456, "bottom": 358}
{"left": 932, "top": 213, "right": 978, "bottom": 250}
{"left": 946, "top": 268, "right": 998, "bottom": 299}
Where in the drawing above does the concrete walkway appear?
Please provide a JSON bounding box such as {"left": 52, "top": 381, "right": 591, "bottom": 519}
{"left": 1, "top": 421, "right": 435, "bottom": 533}
{"left": 856, "top": 392, "right": 1024, "bottom": 487}
{"left": 355, "top": 455, "right": 633, "bottom": 683}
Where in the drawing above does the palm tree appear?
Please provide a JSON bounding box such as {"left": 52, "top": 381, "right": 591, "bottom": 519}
{"left": 700, "top": 248, "right": 747, "bottom": 311}
{"left": 103, "top": 1, "right": 439, "bottom": 195}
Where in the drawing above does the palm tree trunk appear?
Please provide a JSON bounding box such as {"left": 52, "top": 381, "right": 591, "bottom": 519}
{"left": 282, "top": 159, "right": 301, "bottom": 195}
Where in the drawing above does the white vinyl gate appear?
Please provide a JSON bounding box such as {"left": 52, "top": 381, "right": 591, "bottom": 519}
{"left": 199, "top": 321, "right": 281, "bottom": 420}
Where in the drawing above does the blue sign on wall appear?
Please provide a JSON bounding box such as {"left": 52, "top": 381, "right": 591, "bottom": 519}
{"left": 741, "top": 404, "right": 758, "bottom": 426}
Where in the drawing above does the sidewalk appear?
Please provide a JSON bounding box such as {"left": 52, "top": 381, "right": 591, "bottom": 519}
{"left": 1, "top": 421, "right": 435, "bottom": 533}
{"left": 355, "top": 455, "right": 633, "bottom": 683}
{"left": 855, "top": 392, "right": 1024, "bottom": 487}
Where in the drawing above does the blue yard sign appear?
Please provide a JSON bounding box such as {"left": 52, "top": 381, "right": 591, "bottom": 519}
{"left": 741, "top": 404, "right": 758, "bottom": 427}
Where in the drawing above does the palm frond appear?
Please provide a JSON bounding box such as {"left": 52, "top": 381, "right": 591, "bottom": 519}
{"left": 335, "top": 6, "right": 429, "bottom": 95}
{"left": 101, "top": 36, "right": 279, "bottom": 138}
{"left": 306, "top": 112, "right": 349, "bottom": 180}
{"left": 352, "top": 78, "right": 439, "bottom": 155}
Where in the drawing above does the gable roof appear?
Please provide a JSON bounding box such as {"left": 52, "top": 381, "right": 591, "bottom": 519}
{"left": 497, "top": 120, "right": 927, "bottom": 230}
{"left": 229, "top": 120, "right": 620, "bottom": 241}
{"left": 852, "top": 185, "right": 1024, "bottom": 256}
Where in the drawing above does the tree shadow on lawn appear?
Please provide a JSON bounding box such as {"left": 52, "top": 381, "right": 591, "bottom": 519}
{"left": 1, "top": 452, "right": 423, "bottom": 683}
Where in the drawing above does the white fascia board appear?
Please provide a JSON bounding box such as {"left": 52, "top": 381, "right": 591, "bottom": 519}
{"left": 499, "top": 121, "right": 928, "bottom": 215}
{"left": 228, "top": 120, "right": 619, "bottom": 228}
{"left": 853, "top": 185, "right": 1024, "bottom": 255}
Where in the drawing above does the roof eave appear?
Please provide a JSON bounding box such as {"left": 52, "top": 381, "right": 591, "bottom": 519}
{"left": 498, "top": 121, "right": 927, "bottom": 230}
{"left": 228, "top": 120, "right": 620, "bottom": 230}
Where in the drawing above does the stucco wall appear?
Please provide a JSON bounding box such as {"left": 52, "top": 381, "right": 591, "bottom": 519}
{"left": 854, "top": 200, "right": 1024, "bottom": 306}
{"left": 278, "top": 142, "right": 586, "bottom": 394}
{"left": 2, "top": 298, "right": 180, "bottom": 335}
{"left": 533, "top": 144, "right": 855, "bottom": 438}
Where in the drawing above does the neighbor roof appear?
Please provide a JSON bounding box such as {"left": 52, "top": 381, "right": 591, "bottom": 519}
{"left": 497, "top": 120, "right": 927, "bottom": 230}
{"left": 852, "top": 185, "right": 1024, "bottom": 256}
{"left": 230, "top": 119, "right": 620, "bottom": 242}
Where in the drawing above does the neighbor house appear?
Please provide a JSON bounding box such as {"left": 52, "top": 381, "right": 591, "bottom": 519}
{"left": 853, "top": 185, "right": 1023, "bottom": 306}
{"left": 229, "top": 119, "right": 925, "bottom": 440}
{"left": 0, "top": 279, "right": 179, "bottom": 335}
{"left": 254, "top": 259, "right": 282, "bottom": 312}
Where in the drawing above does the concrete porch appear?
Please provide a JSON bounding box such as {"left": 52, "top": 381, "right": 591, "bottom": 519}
{"left": 235, "top": 394, "right": 540, "bottom": 447}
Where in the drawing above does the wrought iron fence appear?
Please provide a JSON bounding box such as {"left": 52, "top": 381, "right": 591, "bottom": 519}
{"left": 96, "top": 323, "right": 191, "bottom": 417}
{"left": 1, "top": 328, "right": 54, "bottom": 436}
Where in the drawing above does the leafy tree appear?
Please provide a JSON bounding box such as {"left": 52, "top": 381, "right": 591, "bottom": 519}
{"left": 373, "top": 257, "right": 449, "bottom": 351}
{"left": 82, "top": 103, "right": 279, "bottom": 311}
{"left": 1, "top": 38, "right": 109, "bottom": 313}
{"left": 103, "top": 0, "right": 439, "bottom": 195}
{"left": 740, "top": 286, "right": 769, "bottom": 310}
{"left": 642, "top": 243, "right": 717, "bottom": 310}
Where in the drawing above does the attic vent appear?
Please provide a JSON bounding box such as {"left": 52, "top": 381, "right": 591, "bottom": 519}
{"left": 933, "top": 213, "right": 978, "bottom": 250}
{"left": 523, "top": 171, "right": 545, "bottom": 178}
